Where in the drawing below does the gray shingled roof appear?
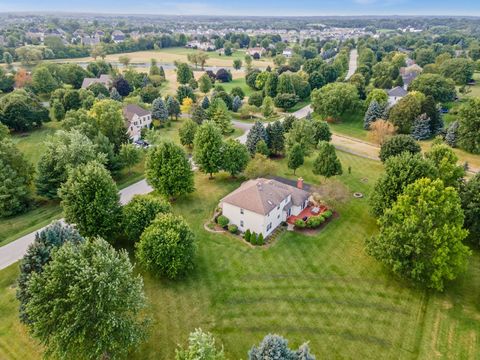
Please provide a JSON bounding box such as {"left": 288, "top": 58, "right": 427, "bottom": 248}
{"left": 221, "top": 178, "right": 309, "bottom": 215}
{"left": 123, "top": 104, "right": 151, "bottom": 123}
{"left": 387, "top": 86, "right": 407, "bottom": 97}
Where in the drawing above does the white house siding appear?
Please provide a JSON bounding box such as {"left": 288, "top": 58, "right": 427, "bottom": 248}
{"left": 222, "top": 196, "right": 297, "bottom": 237}
{"left": 128, "top": 114, "right": 152, "bottom": 141}
{"left": 222, "top": 202, "right": 266, "bottom": 236}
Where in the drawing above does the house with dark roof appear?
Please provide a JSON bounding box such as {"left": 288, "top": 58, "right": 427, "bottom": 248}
{"left": 220, "top": 178, "right": 309, "bottom": 237}
{"left": 123, "top": 104, "right": 152, "bottom": 141}
{"left": 387, "top": 86, "right": 408, "bottom": 106}
{"left": 112, "top": 30, "right": 125, "bottom": 44}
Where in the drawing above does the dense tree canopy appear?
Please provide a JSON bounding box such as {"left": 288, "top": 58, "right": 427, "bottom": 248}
{"left": 460, "top": 173, "right": 480, "bottom": 246}
{"left": 379, "top": 135, "right": 421, "bottom": 163}
{"left": 311, "top": 82, "right": 359, "bottom": 120}
{"left": 59, "top": 161, "right": 121, "bottom": 239}
{"left": 366, "top": 178, "right": 470, "bottom": 291}
{"left": 408, "top": 73, "right": 456, "bottom": 103}
{"left": 145, "top": 141, "right": 195, "bottom": 200}
{"left": 136, "top": 213, "right": 196, "bottom": 279}
{"left": 457, "top": 98, "right": 480, "bottom": 154}
{"left": 25, "top": 237, "right": 147, "bottom": 359}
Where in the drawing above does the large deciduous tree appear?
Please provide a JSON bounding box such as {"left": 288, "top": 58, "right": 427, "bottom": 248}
{"left": 460, "top": 173, "right": 480, "bottom": 247}
{"left": 136, "top": 213, "right": 196, "bottom": 279}
{"left": 193, "top": 121, "right": 224, "bottom": 178}
{"left": 88, "top": 99, "right": 128, "bottom": 151}
{"left": 122, "top": 194, "right": 171, "bottom": 243}
{"left": 366, "top": 178, "right": 470, "bottom": 291}
{"left": 457, "top": 98, "right": 480, "bottom": 154}
{"left": 59, "top": 161, "right": 121, "bottom": 239}
{"left": 388, "top": 92, "right": 424, "bottom": 134}
{"left": 311, "top": 82, "right": 359, "bottom": 120}
{"left": 370, "top": 152, "right": 437, "bottom": 217}
{"left": 25, "top": 237, "right": 147, "bottom": 359}
{"left": 287, "top": 143, "right": 304, "bottom": 175}
{"left": 221, "top": 139, "right": 250, "bottom": 177}
{"left": 0, "top": 137, "right": 33, "bottom": 217}
{"left": 408, "top": 73, "right": 456, "bottom": 102}
{"left": 425, "top": 144, "right": 465, "bottom": 188}
{"left": 145, "top": 141, "right": 194, "bottom": 200}
{"left": 379, "top": 134, "right": 421, "bottom": 163}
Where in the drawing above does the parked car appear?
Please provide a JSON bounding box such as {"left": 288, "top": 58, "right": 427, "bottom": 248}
{"left": 440, "top": 107, "right": 449, "bottom": 114}
{"left": 134, "top": 139, "right": 150, "bottom": 148}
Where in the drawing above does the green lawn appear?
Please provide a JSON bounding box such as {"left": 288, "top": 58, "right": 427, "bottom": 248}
{"left": 158, "top": 47, "right": 272, "bottom": 65}
{"left": 216, "top": 77, "right": 253, "bottom": 97}
{"left": 11, "top": 121, "right": 62, "bottom": 165}
{"left": 315, "top": 110, "right": 369, "bottom": 141}
{"left": 1, "top": 150, "right": 478, "bottom": 359}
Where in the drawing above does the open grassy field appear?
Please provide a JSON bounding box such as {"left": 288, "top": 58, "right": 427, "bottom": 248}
{"left": 51, "top": 47, "right": 272, "bottom": 69}
{"left": 1, "top": 149, "right": 478, "bottom": 360}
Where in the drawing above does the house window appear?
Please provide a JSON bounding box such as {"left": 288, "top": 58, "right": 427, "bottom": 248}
{"left": 240, "top": 208, "right": 244, "bottom": 214}
{"left": 277, "top": 214, "right": 280, "bottom": 219}
{"left": 267, "top": 223, "right": 272, "bottom": 231}
{"left": 277, "top": 205, "right": 280, "bottom": 210}
{"left": 240, "top": 220, "right": 244, "bottom": 227}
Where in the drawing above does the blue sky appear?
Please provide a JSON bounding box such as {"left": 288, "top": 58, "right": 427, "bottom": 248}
{"left": 0, "top": 0, "right": 478, "bottom": 16}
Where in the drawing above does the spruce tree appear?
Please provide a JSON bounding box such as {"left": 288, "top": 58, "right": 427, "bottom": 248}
{"left": 411, "top": 113, "right": 432, "bottom": 140}
{"left": 201, "top": 96, "right": 210, "bottom": 109}
{"left": 232, "top": 96, "right": 242, "bottom": 112}
{"left": 363, "top": 100, "right": 385, "bottom": 130}
{"left": 445, "top": 120, "right": 459, "bottom": 148}
{"left": 246, "top": 120, "right": 267, "bottom": 155}
{"left": 109, "top": 87, "right": 122, "bottom": 101}
{"left": 152, "top": 97, "right": 169, "bottom": 123}
{"left": 313, "top": 141, "right": 343, "bottom": 179}
{"left": 209, "top": 99, "right": 232, "bottom": 134}
{"left": 191, "top": 105, "right": 207, "bottom": 125}
{"left": 166, "top": 96, "right": 181, "bottom": 120}
{"left": 266, "top": 120, "right": 285, "bottom": 155}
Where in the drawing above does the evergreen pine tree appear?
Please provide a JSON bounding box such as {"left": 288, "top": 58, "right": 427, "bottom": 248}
{"left": 166, "top": 96, "right": 181, "bottom": 120}
{"left": 411, "top": 113, "right": 432, "bottom": 140}
{"left": 287, "top": 142, "right": 304, "bottom": 174}
{"left": 246, "top": 121, "right": 267, "bottom": 155}
{"left": 445, "top": 120, "right": 459, "bottom": 147}
{"left": 201, "top": 96, "right": 210, "bottom": 109}
{"left": 209, "top": 99, "right": 232, "bottom": 134}
{"left": 363, "top": 100, "right": 385, "bottom": 130}
{"left": 313, "top": 141, "right": 343, "bottom": 178}
{"left": 109, "top": 87, "right": 122, "bottom": 101}
{"left": 191, "top": 105, "right": 207, "bottom": 125}
{"left": 266, "top": 120, "right": 285, "bottom": 155}
{"left": 232, "top": 96, "right": 242, "bottom": 112}
{"left": 152, "top": 97, "right": 168, "bottom": 123}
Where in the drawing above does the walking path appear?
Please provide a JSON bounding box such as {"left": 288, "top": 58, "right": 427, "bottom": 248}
{"left": 345, "top": 48, "right": 358, "bottom": 80}
{"left": 0, "top": 180, "right": 153, "bottom": 270}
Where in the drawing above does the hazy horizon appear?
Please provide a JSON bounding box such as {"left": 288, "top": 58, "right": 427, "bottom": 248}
{"left": 0, "top": 0, "right": 478, "bottom": 17}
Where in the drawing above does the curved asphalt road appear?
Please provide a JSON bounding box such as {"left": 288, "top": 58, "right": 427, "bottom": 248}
{"left": 0, "top": 180, "right": 153, "bottom": 270}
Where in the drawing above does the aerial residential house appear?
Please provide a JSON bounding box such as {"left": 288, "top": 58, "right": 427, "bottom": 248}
{"left": 123, "top": 104, "right": 152, "bottom": 141}
{"left": 387, "top": 86, "right": 408, "bottom": 106}
{"left": 282, "top": 48, "right": 293, "bottom": 58}
{"left": 220, "top": 178, "right": 310, "bottom": 238}
{"left": 112, "top": 30, "right": 125, "bottom": 44}
{"left": 185, "top": 40, "right": 215, "bottom": 51}
{"left": 247, "top": 47, "right": 266, "bottom": 58}
{"left": 81, "top": 74, "right": 112, "bottom": 90}
{"left": 129, "top": 31, "right": 142, "bottom": 41}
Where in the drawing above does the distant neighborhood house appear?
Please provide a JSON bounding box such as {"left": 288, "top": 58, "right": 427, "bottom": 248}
{"left": 282, "top": 48, "right": 293, "bottom": 58}
{"left": 123, "top": 104, "right": 152, "bottom": 141}
{"left": 112, "top": 30, "right": 125, "bottom": 43}
{"left": 81, "top": 74, "right": 112, "bottom": 90}
{"left": 220, "top": 178, "right": 310, "bottom": 237}
{"left": 247, "top": 47, "right": 266, "bottom": 58}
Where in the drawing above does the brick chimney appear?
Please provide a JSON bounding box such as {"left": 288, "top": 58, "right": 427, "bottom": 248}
{"left": 297, "top": 177, "right": 304, "bottom": 189}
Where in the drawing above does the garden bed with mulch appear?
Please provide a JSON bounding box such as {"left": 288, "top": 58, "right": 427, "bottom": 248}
{"left": 291, "top": 211, "right": 339, "bottom": 237}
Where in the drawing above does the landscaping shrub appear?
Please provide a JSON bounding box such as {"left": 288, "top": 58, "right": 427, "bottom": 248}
{"left": 323, "top": 209, "right": 333, "bottom": 219}
{"left": 251, "top": 232, "right": 258, "bottom": 245}
{"left": 217, "top": 215, "right": 229, "bottom": 228}
{"left": 294, "top": 219, "right": 306, "bottom": 228}
{"left": 306, "top": 216, "right": 325, "bottom": 228}
{"left": 228, "top": 224, "right": 238, "bottom": 234}
{"left": 257, "top": 233, "right": 264, "bottom": 245}
{"left": 244, "top": 229, "right": 251, "bottom": 242}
